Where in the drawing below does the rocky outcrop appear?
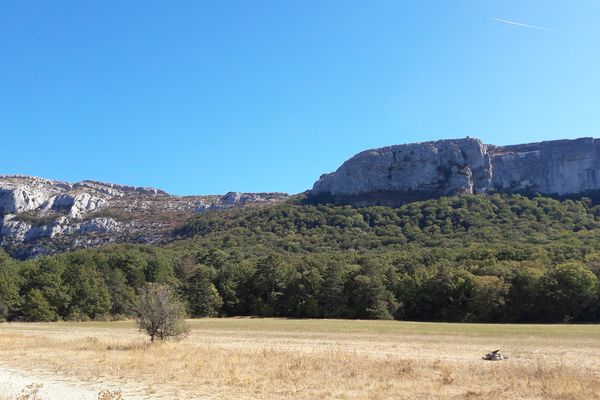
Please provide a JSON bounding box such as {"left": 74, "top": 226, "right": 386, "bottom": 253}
{"left": 195, "top": 191, "right": 289, "bottom": 212}
{"left": 73, "top": 180, "right": 168, "bottom": 196}
{"left": 489, "top": 138, "right": 600, "bottom": 194}
{"left": 311, "top": 137, "right": 600, "bottom": 204}
{"left": 0, "top": 175, "right": 289, "bottom": 259}
{"left": 0, "top": 176, "right": 107, "bottom": 216}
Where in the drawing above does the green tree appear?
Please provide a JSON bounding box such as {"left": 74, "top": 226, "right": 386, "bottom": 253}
{"left": 417, "top": 268, "right": 474, "bottom": 321}
{"left": 23, "top": 289, "right": 56, "bottom": 322}
{"left": 63, "top": 264, "right": 111, "bottom": 320}
{"left": 345, "top": 259, "right": 399, "bottom": 319}
{"left": 505, "top": 266, "right": 542, "bottom": 322}
{"left": 21, "top": 258, "right": 71, "bottom": 318}
{"left": 186, "top": 264, "right": 223, "bottom": 317}
{"left": 197, "top": 248, "right": 228, "bottom": 270}
{"left": 214, "top": 260, "right": 255, "bottom": 316}
{"left": 108, "top": 250, "right": 147, "bottom": 289}
{"left": 107, "top": 269, "right": 137, "bottom": 317}
{"left": 251, "top": 255, "right": 293, "bottom": 315}
{"left": 0, "top": 250, "right": 21, "bottom": 320}
{"left": 281, "top": 262, "right": 323, "bottom": 317}
{"left": 143, "top": 250, "right": 175, "bottom": 284}
{"left": 469, "top": 275, "right": 509, "bottom": 322}
{"left": 537, "top": 262, "right": 598, "bottom": 322}
{"left": 319, "top": 260, "right": 351, "bottom": 317}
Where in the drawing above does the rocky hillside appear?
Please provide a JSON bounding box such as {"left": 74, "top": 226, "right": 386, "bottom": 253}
{"left": 5, "top": 136, "right": 600, "bottom": 258}
{"left": 0, "top": 175, "right": 288, "bottom": 259}
{"left": 311, "top": 137, "right": 600, "bottom": 205}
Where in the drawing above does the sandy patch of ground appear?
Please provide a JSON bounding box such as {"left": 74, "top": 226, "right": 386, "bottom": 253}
{"left": 0, "top": 364, "right": 109, "bottom": 400}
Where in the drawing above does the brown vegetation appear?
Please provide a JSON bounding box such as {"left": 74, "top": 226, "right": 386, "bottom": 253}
{"left": 1, "top": 319, "right": 599, "bottom": 399}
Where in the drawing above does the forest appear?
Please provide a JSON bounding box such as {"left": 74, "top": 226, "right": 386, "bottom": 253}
{"left": 2, "top": 193, "right": 600, "bottom": 323}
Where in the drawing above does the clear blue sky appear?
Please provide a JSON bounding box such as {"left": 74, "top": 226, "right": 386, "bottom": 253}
{"left": 1, "top": 1, "right": 599, "bottom": 195}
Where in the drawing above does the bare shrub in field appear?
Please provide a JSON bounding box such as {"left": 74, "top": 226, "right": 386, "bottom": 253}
{"left": 136, "top": 283, "right": 189, "bottom": 342}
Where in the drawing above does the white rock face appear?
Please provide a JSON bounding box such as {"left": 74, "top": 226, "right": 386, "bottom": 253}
{"left": 0, "top": 214, "right": 71, "bottom": 242}
{"left": 52, "top": 193, "right": 106, "bottom": 218}
{"left": 311, "top": 137, "right": 600, "bottom": 203}
{"left": 0, "top": 215, "right": 31, "bottom": 242}
{"left": 0, "top": 176, "right": 69, "bottom": 214}
{"left": 25, "top": 223, "right": 62, "bottom": 241}
{"left": 0, "top": 175, "right": 154, "bottom": 219}
{"left": 0, "top": 187, "right": 50, "bottom": 214}
{"left": 312, "top": 138, "right": 491, "bottom": 199}
{"left": 73, "top": 180, "right": 168, "bottom": 196}
{"left": 195, "top": 191, "right": 289, "bottom": 212}
{"left": 78, "top": 218, "right": 120, "bottom": 234}
{"left": 0, "top": 175, "right": 158, "bottom": 247}
{"left": 0, "top": 175, "right": 289, "bottom": 258}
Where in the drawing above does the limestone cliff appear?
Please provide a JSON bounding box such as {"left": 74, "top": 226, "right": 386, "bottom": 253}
{"left": 0, "top": 175, "right": 288, "bottom": 259}
{"left": 311, "top": 137, "right": 600, "bottom": 204}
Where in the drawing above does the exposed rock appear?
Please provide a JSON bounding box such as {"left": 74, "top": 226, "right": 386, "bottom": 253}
{"left": 78, "top": 217, "right": 120, "bottom": 234}
{"left": 194, "top": 199, "right": 209, "bottom": 213}
{"left": 490, "top": 137, "right": 600, "bottom": 194}
{"left": 222, "top": 192, "right": 244, "bottom": 205}
{"left": 0, "top": 215, "right": 31, "bottom": 242}
{"left": 311, "top": 137, "right": 600, "bottom": 205}
{"left": 73, "top": 180, "right": 168, "bottom": 196}
{"left": 24, "top": 222, "right": 64, "bottom": 242}
{"left": 195, "top": 191, "right": 290, "bottom": 212}
{"left": 1, "top": 214, "right": 71, "bottom": 242}
{"left": 52, "top": 193, "right": 106, "bottom": 218}
{"left": 0, "top": 175, "right": 289, "bottom": 259}
{"left": 0, "top": 187, "right": 50, "bottom": 214}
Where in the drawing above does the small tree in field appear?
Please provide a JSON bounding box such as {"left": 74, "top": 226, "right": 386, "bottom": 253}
{"left": 136, "top": 283, "right": 189, "bottom": 342}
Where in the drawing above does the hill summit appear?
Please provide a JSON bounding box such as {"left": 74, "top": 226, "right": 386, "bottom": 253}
{"left": 311, "top": 137, "right": 600, "bottom": 205}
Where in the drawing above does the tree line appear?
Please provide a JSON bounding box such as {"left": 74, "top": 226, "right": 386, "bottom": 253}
{"left": 2, "top": 193, "right": 600, "bottom": 323}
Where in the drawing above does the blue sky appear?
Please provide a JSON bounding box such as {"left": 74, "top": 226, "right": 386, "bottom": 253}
{"left": 1, "top": 1, "right": 599, "bottom": 195}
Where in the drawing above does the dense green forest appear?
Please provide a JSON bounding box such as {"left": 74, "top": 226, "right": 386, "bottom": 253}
{"left": 2, "top": 193, "right": 600, "bottom": 323}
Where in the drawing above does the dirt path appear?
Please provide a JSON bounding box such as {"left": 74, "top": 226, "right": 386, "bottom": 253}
{"left": 0, "top": 364, "right": 146, "bottom": 400}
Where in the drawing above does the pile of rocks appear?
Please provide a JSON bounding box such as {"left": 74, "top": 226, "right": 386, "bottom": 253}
{"left": 482, "top": 350, "right": 509, "bottom": 361}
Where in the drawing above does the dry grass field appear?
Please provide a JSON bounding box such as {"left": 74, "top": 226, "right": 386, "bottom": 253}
{"left": 1, "top": 318, "right": 600, "bottom": 399}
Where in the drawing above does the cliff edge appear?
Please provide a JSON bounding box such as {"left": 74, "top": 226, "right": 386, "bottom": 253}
{"left": 311, "top": 137, "right": 600, "bottom": 205}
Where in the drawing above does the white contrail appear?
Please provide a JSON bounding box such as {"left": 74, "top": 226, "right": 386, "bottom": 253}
{"left": 493, "top": 18, "right": 551, "bottom": 32}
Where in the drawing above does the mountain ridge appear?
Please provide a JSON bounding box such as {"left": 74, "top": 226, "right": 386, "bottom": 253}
{"left": 5, "top": 135, "right": 600, "bottom": 258}
{"left": 0, "top": 174, "right": 288, "bottom": 259}
{"left": 311, "top": 136, "right": 600, "bottom": 205}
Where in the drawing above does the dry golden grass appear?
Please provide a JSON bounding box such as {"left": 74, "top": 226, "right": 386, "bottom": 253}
{"left": 1, "top": 319, "right": 600, "bottom": 399}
